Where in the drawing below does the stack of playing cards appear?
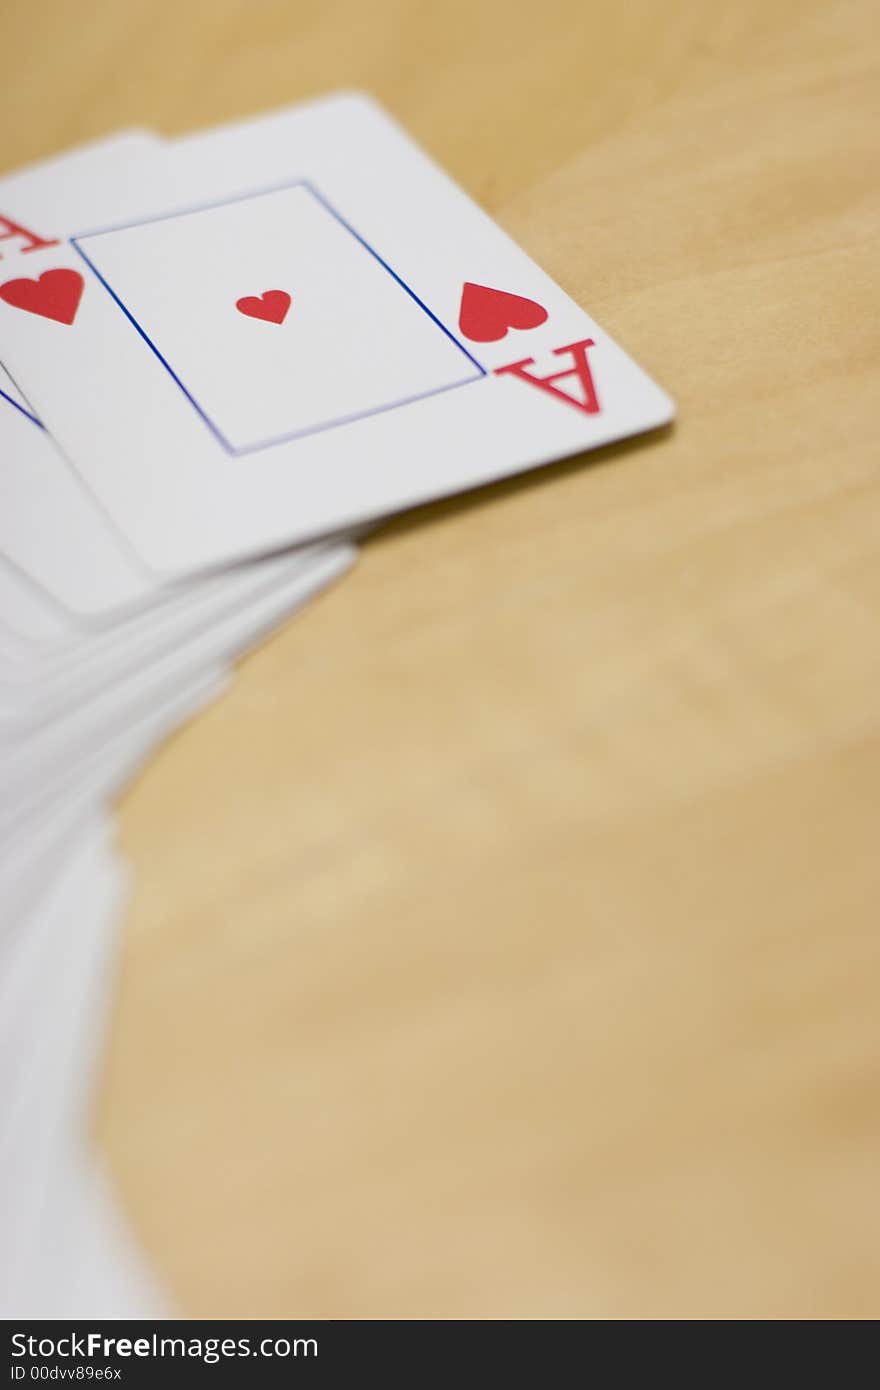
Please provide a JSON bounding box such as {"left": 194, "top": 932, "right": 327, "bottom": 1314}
{"left": 0, "top": 92, "right": 673, "bottom": 1316}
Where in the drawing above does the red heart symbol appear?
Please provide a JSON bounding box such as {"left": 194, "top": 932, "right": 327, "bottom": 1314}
{"left": 0, "top": 268, "right": 84, "bottom": 326}
{"left": 458, "top": 281, "right": 548, "bottom": 343}
{"left": 235, "top": 289, "right": 291, "bottom": 324}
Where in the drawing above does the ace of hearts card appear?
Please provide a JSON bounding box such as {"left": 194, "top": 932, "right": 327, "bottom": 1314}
{"left": 0, "top": 94, "right": 674, "bottom": 577}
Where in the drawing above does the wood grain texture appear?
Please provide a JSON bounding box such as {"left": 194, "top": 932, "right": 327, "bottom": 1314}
{"left": 5, "top": 0, "right": 879, "bottom": 1318}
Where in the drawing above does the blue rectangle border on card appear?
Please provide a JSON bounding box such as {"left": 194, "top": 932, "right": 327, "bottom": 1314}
{"left": 70, "top": 179, "right": 486, "bottom": 457}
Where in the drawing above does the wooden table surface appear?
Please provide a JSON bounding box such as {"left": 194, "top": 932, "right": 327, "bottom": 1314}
{"left": 7, "top": 0, "right": 879, "bottom": 1318}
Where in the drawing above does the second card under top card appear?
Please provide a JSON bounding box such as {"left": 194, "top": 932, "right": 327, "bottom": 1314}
{"left": 0, "top": 94, "right": 674, "bottom": 577}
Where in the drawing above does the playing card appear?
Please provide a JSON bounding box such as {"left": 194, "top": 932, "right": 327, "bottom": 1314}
{"left": 0, "top": 667, "right": 227, "bottom": 928}
{"left": 0, "top": 542, "right": 354, "bottom": 833}
{"left": 26, "top": 1153, "right": 170, "bottom": 1318}
{"left": 0, "top": 361, "right": 36, "bottom": 419}
{"left": 0, "top": 623, "right": 28, "bottom": 662}
{"left": 1, "top": 825, "right": 168, "bottom": 1318}
{"left": 0, "top": 554, "right": 71, "bottom": 645}
{"left": 0, "top": 134, "right": 185, "bottom": 618}
{"left": 0, "top": 121, "right": 366, "bottom": 1322}
{"left": 0, "top": 93, "right": 673, "bottom": 579}
{"left": 0, "top": 820, "right": 119, "bottom": 1120}
{"left": 0, "top": 540, "right": 354, "bottom": 730}
{"left": 0, "top": 375, "right": 163, "bottom": 619}
{"left": 0, "top": 818, "right": 124, "bottom": 1316}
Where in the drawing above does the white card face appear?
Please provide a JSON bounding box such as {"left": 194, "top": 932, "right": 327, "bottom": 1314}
{"left": 0, "top": 94, "right": 674, "bottom": 577}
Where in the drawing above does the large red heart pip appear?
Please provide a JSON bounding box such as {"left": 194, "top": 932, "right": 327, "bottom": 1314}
{"left": 0, "top": 268, "right": 84, "bottom": 326}
{"left": 235, "top": 289, "right": 291, "bottom": 325}
{"left": 458, "top": 281, "right": 548, "bottom": 343}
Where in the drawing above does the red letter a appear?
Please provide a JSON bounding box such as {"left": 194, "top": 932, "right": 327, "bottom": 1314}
{"left": 0, "top": 215, "right": 60, "bottom": 259}
{"left": 494, "top": 338, "right": 600, "bottom": 415}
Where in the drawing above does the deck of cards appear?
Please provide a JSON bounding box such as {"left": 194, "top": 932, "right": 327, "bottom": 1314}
{"left": 0, "top": 92, "right": 673, "bottom": 1315}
